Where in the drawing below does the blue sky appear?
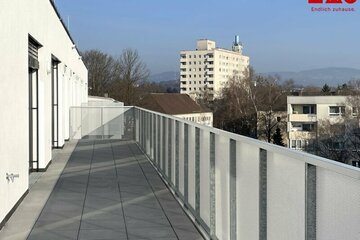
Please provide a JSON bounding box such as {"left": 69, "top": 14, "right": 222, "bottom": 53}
{"left": 56, "top": 0, "right": 360, "bottom": 74}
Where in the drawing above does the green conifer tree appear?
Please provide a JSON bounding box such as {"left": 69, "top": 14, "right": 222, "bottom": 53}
{"left": 272, "top": 127, "right": 285, "bottom": 146}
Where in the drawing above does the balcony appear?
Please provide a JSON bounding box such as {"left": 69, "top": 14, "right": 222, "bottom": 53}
{"left": 3, "top": 106, "right": 359, "bottom": 240}
{"left": 205, "top": 70, "right": 214, "bottom": 76}
{"left": 288, "top": 114, "right": 317, "bottom": 122}
{"left": 70, "top": 106, "right": 360, "bottom": 240}
{"left": 289, "top": 131, "right": 316, "bottom": 139}
{"left": 205, "top": 54, "right": 214, "bottom": 62}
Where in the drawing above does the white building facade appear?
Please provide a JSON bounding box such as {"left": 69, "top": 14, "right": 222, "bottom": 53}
{"left": 180, "top": 37, "right": 250, "bottom": 99}
{"left": 174, "top": 112, "right": 213, "bottom": 127}
{"left": 287, "top": 96, "right": 350, "bottom": 150}
{"left": 0, "top": 0, "right": 88, "bottom": 227}
{"left": 86, "top": 96, "right": 124, "bottom": 107}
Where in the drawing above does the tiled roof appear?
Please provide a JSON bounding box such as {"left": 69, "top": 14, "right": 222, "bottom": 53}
{"left": 139, "top": 93, "right": 211, "bottom": 115}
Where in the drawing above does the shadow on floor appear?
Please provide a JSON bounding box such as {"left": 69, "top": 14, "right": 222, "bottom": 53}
{"left": 27, "top": 140, "right": 203, "bottom": 240}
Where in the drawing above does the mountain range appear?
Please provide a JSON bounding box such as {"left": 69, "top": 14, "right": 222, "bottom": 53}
{"left": 264, "top": 67, "right": 360, "bottom": 87}
{"left": 149, "top": 71, "right": 180, "bottom": 82}
{"left": 150, "top": 67, "right": 360, "bottom": 87}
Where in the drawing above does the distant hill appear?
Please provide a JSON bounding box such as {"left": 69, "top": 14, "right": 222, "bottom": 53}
{"left": 263, "top": 67, "right": 360, "bottom": 87}
{"left": 151, "top": 67, "right": 360, "bottom": 87}
{"left": 157, "top": 80, "right": 179, "bottom": 93}
{"left": 150, "top": 71, "right": 180, "bottom": 82}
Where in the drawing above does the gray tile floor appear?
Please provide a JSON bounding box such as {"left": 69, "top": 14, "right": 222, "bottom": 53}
{"left": 29, "top": 172, "right": 44, "bottom": 189}
{"left": 27, "top": 140, "right": 203, "bottom": 240}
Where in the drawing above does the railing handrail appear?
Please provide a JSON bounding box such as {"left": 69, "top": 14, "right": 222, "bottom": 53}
{"left": 133, "top": 106, "right": 360, "bottom": 180}
{"left": 69, "top": 105, "right": 360, "bottom": 179}
{"left": 70, "top": 106, "right": 130, "bottom": 109}
{"left": 70, "top": 105, "right": 360, "bottom": 240}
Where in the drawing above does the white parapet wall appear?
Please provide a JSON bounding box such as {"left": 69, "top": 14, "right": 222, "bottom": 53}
{"left": 0, "top": 0, "right": 88, "bottom": 227}
{"left": 86, "top": 96, "right": 124, "bottom": 107}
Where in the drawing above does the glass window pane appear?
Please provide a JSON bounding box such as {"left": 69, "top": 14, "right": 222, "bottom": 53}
{"left": 303, "top": 106, "right": 310, "bottom": 114}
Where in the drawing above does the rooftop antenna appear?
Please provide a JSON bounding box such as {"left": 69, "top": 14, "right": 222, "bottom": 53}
{"left": 232, "top": 35, "right": 243, "bottom": 54}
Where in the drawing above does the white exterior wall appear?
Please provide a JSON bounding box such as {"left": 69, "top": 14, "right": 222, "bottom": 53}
{"left": 180, "top": 39, "right": 249, "bottom": 99}
{"left": 0, "top": 0, "right": 88, "bottom": 226}
{"left": 86, "top": 96, "right": 124, "bottom": 107}
{"left": 174, "top": 112, "right": 213, "bottom": 127}
{"left": 287, "top": 96, "right": 347, "bottom": 149}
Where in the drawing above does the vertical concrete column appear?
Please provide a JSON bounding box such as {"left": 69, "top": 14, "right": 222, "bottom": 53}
{"left": 199, "top": 129, "right": 210, "bottom": 231}
{"left": 183, "top": 124, "right": 189, "bottom": 205}
{"left": 306, "top": 164, "right": 316, "bottom": 240}
{"left": 229, "top": 139, "right": 237, "bottom": 240}
{"left": 178, "top": 122, "right": 185, "bottom": 198}
{"left": 259, "top": 149, "right": 267, "bottom": 240}
{"left": 209, "top": 132, "right": 216, "bottom": 238}
{"left": 195, "top": 127, "right": 201, "bottom": 216}
{"left": 175, "top": 121, "right": 180, "bottom": 191}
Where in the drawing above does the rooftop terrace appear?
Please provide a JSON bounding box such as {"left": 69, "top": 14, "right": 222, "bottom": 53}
{"left": 0, "top": 140, "right": 203, "bottom": 240}
{"left": 1, "top": 106, "right": 359, "bottom": 240}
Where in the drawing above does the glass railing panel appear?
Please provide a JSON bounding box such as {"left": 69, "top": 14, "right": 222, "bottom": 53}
{"left": 102, "top": 107, "right": 126, "bottom": 139}
{"left": 214, "top": 134, "right": 230, "bottom": 239}
{"left": 236, "top": 142, "right": 260, "bottom": 239}
{"left": 81, "top": 107, "right": 102, "bottom": 139}
{"left": 316, "top": 168, "right": 360, "bottom": 240}
{"left": 69, "top": 106, "right": 134, "bottom": 140}
{"left": 267, "top": 152, "right": 306, "bottom": 240}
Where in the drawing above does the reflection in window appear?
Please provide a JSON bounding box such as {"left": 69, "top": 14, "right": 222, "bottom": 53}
{"left": 329, "top": 106, "right": 345, "bottom": 116}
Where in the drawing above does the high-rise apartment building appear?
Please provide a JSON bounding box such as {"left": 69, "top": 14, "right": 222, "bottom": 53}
{"left": 180, "top": 37, "right": 250, "bottom": 99}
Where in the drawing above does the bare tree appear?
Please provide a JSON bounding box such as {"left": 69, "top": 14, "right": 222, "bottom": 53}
{"left": 342, "top": 80, "right": 360, "bottom": 163}
{"left": 213, "top": 68, "right": 257, "bottom": 136}
{"left": 111, "top": 49, "right": 150, "bottom": 105}
{"left": 345, "top": 79, "right": 360, "bottom": 112}
{"left": 310, "top": 104, "right": 360, "bottom": 165}
{"left": 315, "top": 119, "right": 349, "bottom": 163}
{"left": 254, "top": 75, "right": 286, "bottom": 142}
{"left": 213, "top": 67, "right": 287, "bottom": 140}
{"left": 82, "top": 50, "right": 117, "bottom": 97}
